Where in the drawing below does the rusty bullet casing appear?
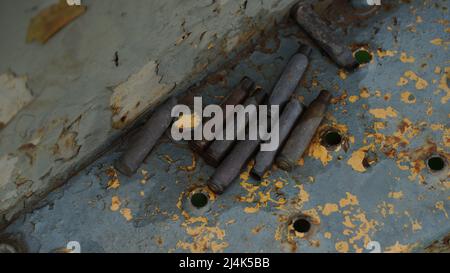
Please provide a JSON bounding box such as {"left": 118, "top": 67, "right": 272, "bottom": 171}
{"left": 251, "top": 99, "right": 304, "bottom": 180}
{"left": 115, "top": 97, "right": 178, "bottom": 176}
{"left": 208, "top": 138, "right": 261, "bottom": 194}
{"left": 268, "top": 49, "right": 310, "bottom": 109}
{"left": 276, "top": 90, "right": 332, "bottom": 171}
{"left": 203, "top": 91, "right": 266, "bottom": 167}
{"left": 292, "top": 3, "right": 358, "bottom": 70}
{"left": 189, "top": 77, "right": 254, "bottom": 154}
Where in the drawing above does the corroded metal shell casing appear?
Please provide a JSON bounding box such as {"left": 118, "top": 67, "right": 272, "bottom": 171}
{"left": 267, "top": 51, "right": 310, "bottom": 109}
{"left": 203, "top": 90, "right": 267, "bottom": 167}
{"left": 276, "top": 90, "right": 332, "bottom": 172}
{"left": 208, "top": 138, "right": 261, "bottom": 195}
{"left": 251, "top": 98, "right": 304, "bottom": 180}
{"left": 292, "top": 2, "right": 358, "bottom": 70}
{"left": 115, "top": 97, "right": 178, "bottom": 176}
{"left": 189, "top": 77, "right": 254, "bottom": 154}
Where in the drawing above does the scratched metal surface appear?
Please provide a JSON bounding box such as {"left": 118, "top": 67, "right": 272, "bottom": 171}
{"left": 4, "top": 1, "right": 449, "bottom": 253}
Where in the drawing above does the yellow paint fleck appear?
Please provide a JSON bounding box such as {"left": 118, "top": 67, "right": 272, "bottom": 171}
{"left": 335, "top": 241, "right": 349, "bottom": 253}
{"left": 110, "top": 196, "right": 121, "bottom": 211}
{"left": 430, "top": 38, "right": 443, "bottom": 46}
{"left": 435, "top": 201, "right": 448, "bottom": 218}
{"left": 274, "top": 181, "right": 284, "bottom": 189}
{"left": 411, "top": 220, "right": 422, "bottom": 232}
{"left": 377, "top": 49, "right": 397, "bottom": 58}
{"left": 400, "top": 52, "right": 415, "bottom": 63}
{"left": 296, "top": 184, "right": 310, "bottom": 207}
{"left": 378, "top": 202, "right": 395, "bottom": 217}
{"left": 438, "top": 67, "right": 450, "bottom": 104}
{"left": 338, "top": 69, "right": 348, "bottom": 80}
{"left": 339, "top": 192, "right": 359, "bottom": 208}
{"left": 389, "top": 191, "right": 403, "bottom": 199}
{"left": 120, "top": 208, "right": 133, "bottom": 221}
{"left": 251, "top": 225, "right": 264, "bottom": 234}
{"left": 369, "top": 107, "right": 398, "bottom": 119}
{"left": 107, "top": 178, "right": 120, "bottom": 190}
{"left": 385, "top": 242, "right": 415, "bottom": 253}
{"left": 348, "top": 95, "right": 359, "bottom": 103}
{"left": 347, "top": 145, "right": 373, "bottom": 173}
{"left": 322, "top": 203, "right": 339, "bottom": 216}
{"left": 244, "top": 205, "right": 260, "bottom": 214}
{"left": 179, "top": 153, "right": 197, "bottom": 172}
{"left": 397, "top": 77, "right": 409, "bottom": 86}
{"left": 430, "top": 124, "right": 444, "bottom": 131}
{"left": 404, "top": 71, "right": 428, "bottom": 90}
{"left": 307, "top": 141, "right": 332, "bottom": 166}
{"left": 324, "top": 232, "right": 332, "bottom": 239}
{"left": 400, "top": 91, "right": 416, "bottom": 104}
{"left": 360, "top": 88, "right": 371, "bottom": 98}
{"left": 343, "top": 216, "right": 356, "bottom": 229}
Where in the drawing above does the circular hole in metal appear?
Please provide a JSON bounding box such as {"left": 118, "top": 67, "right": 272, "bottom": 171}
{"left": 427, "top": 156, "right": 446, "bottom": 172}
{"left": 191, "top": 192, "right": 208, "bottom": 209}
{"left": 354, "top": 49, "right": 372, "bottom": 65}
{"left": 293, "top": 218, "right": 311, "bottom": 234}
{"left": 322, "top": 130, "right": 343, "bottom": 148}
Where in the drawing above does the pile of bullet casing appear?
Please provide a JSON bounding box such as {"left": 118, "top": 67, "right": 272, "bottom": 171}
{"left": 115, "top": 2, "right": 360, "bottom": 195}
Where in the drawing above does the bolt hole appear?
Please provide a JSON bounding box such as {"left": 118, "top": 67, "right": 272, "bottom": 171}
{"left": 427, "top": 156, "right": 446, "bottom": 172}
{"left": 323, "top": 131, "right": 343, "bottom": 147}
{"left": 293, "top": 218, "right": 311, "bottom": 234}
{"left": 191, "top": 192, "right": 208, "bottom": 209}
{"left": 354, "top": 49, "right": 372, "bottom": 65}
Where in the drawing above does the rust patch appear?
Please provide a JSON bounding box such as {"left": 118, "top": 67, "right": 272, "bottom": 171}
{"left": 26, "top": 0, "right": 87, "bottom": 44}
{"left": 53, "top": 130, "right": 81, "bottom": 162}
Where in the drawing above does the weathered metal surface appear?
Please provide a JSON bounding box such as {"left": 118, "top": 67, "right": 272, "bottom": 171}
{"left": 3, "top": 1, "right": 449, "bottom": 253}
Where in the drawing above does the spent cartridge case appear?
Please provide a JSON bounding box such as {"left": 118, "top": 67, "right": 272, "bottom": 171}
{"left": 208, "top": 138, "right": 261, "bottom": 194}
{"left": 189, "top": 77, "right": 254, "bottom": 153}
{"left": 115, "top": 97, "right": 178, "bottom": 176}
{"left": 268, "top": 51, "right": 310, "bottom": 109}
{"left": 203, "top": 90, "right": 266, "bottom": 167}
{"left": 276, "top": 90, "right": 332, "bottom": 171}
{"left": 251, "top": 98, "right": 304, "bottom": 179}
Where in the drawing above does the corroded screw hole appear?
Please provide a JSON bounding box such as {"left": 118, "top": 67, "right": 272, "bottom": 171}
{"left": 191, "top": 192, "right": 209, "bottom": 209}
{"left": 322, "top": 130, "right": 343, "bottom": 148}
{"left": 427, "top": 156, "right": 446, "bottom": 172}
{"left": 293, "top": 218, "right": 311, "bottom": 234}
{"left": 354, "top": 49, "right": 372, "bottom": 65}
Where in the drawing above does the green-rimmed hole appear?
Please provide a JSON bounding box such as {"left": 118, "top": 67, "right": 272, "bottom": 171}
{"left": 191, "top": 192, "right": 208, "bottom": 208}
{"left": 355, "top": 50, "right": 372, "bottom": 64}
